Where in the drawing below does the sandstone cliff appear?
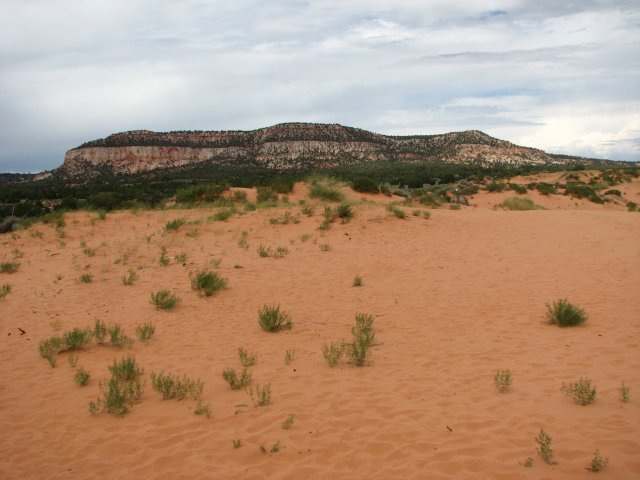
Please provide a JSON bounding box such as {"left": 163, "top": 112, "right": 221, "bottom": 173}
{"left": 60, "top": 123, "right": 592, "bottom": 178}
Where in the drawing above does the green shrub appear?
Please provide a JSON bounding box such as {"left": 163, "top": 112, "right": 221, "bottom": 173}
{"left": 0, "top": 262, "right": 20, "bottom": 273}
{"left": 351, "top": 177, "right": 380, "bottom": 193}
{"left": 74, "top": 367, "right": 90, "bottom": 386}
{"left": 194, "top": 400, "right": 211, "bottom": 418}
{"left": 256, "top": 186, "right": 278, "bottom": 203}
{"left": 249, "top": 383, "right": 271, "bottom": 407}
{"left": 500, "top": 197, "right": 544, "bottom": 211}
{"left": 238, "top": 347, "right": 257, "bottom": 367}
{"left": 61, "top": 328, "right": 92, "bottom": 352}
{"left": 93, "top": 319, "right": 108, "bottom": 344}
{"left": 565, "top": 183, "right": 604, "bottom": 203}
{"left": 258, "top": 304, "right": 292, "bottom": 332}
{"left": 319, "top": 243, "right": 331, "bottom": 252}
{"left": 282, "top": 414, "right": 295, "bottom": 430}
{"left": 308, "top": 176, "right": 344, "bottom": 201}
{"left": 527, "top": 182, "right": 557, "bottom": 195}
{"left": 618, "top": 382, "right": 630, "bottom": 403}
{"left": 322, "top": 342, "right": 343, "bottom": 367}
{"left": 176, "top": 183, "right": 227, "bottom": 203}
{"left": 108, "top": 324, "right": 133, "bottom": 348}
{"left": 0, "top": 283, "right": 11, "bottom": 300}
{"left": 418, "top": 193, "right": 440, "bottom": 207}
{"left": 135, "top": 323, "right": 155, "bottom": 344}
{"left": 122, "top": 270, "right": 138, "bottom": 286}
{"left": 627, "top": 201, "right": 638, "bottom": 212}
{"left": 159, "top": 246, "right": 170, "bottom": 266}
{"left": 150, "top": 290, "right": 181, "bottom": 310}
{"left": 211, "top": 209, "right": 233, "bottom": 221}
{"left": 589, "top": 449, "right": 609, "bottom": 472}
{"left": 109, "top": 356, "right": 143, "bottom": 382}
{"left": 273, "top": 246, "right": 289, "bottom": 257}
{"left": 269, "top": 211, "right": 299, "bottom": 224}
{"left": 79, "top": 273, "right": 93, "bottom": 283}
{"left": 561, "top": 378, "right": 596, "bottom": 405}
{"left": 83, "top": 247, "right": 96, "bottom": 257}
{"left": 89, "top": 375, "right": 143, "bottom": 416}
{"left": 301, "top": 205, "right": 315, "bottom": 216}
{"left": 257, "top": 244, "right": 271, "bottom": 257}
{"left": 353, "top": 275, "right": 363, "bottom": 287}
{"left": 486, "top": 182, "right": 506, "bottom": 192}
{"left": 336, "top": 202, "right": 353, "bottom": 222}
{"left": 494, "top": 370, "right": 512, "bottom": 392}
{"left": 508, "top": 183, "right": 528, "bottom": 194}
{"left": 346, "top": 313, "right": 375, "bottom": 366}
{"left": 546, "top": 299, "right": 588, "bottom": 327}
{"left": 535, "top": 429, "right": 555, "bottom": 464}
{"left": 39, "top": 336, "right": 63, "bottom": 367}
{"left": 387, "top": 205, "right": 406, "bottom": 219}
{"left": 191, "top": 270, "right": 228, "bottom": 297}
{"left": 604, "top": 189, "right": 621, "bottom": 197}
{"left": 150, "top": 372, "right": 203, "bottom": 400}
{"left": 165, "top": 217, "right": 186, "bottom": 231}
{"left": 222, "top": 367, "right": 252, "bottom": 390}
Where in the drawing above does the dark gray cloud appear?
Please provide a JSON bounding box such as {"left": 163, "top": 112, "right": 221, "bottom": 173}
{"left": 0, "top": 0, "right": 639, "bottom": 172}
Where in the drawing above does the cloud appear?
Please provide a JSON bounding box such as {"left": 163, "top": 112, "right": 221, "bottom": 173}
{"left": 0, "top": 0, "right": 639, "bottom": 171}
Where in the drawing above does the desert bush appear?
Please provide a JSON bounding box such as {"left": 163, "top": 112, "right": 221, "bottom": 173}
{"left": 122, "top": 269, "right": 138, "bottom": 286}
{"left": 589, "top": 449, "right": 609, "bottom": 472}
{"left": 386, "top": 204, "right": 406, "bottom": 219}
{"left": 222, "top": 367, "right": 252, "bottom": 390}
{"left": 535, "top": 429, "right": 555, "bottom": 464}
{"left": 159, "top": 246, "right": 170, "bottom": 266}
{"left": 546, "top": 299, "right": 588, "bottom": 327}
{"left": 353, "top": 313, "right": 375, "bottom": 345}
{"left": 79, "top": 273, "right": 93, "bottom": 283}
{"left": 109, "top": 355, "right": 143, "bottom": 382}
{"left": 500, "top": 197, "right": 544, "bottom": 211}
{"left": 308, "top": 175, "right": 344, "bottom": 201}
{"left": 257, "top": 244, "right": 271, "bottom": 257}
{"left": 322, "top": 342, "right": 344, "bottom": 367}
{"left": 93, "top": 319, "right": 108, "bottom": 344}
{"left": 565, "top": 183, "right": 604, "bottom": 203}
{"left": 39, "top": 336, "right": 63, "bottom": 367}
{"left": 618, "top": 382, "right": 630, "bottom": 403}
{"left": 194, "top": 400, "right": 211, "bottom": 418}
{"left": 191, "top": 269, "right": 228, "bottom": 297}
{"left": 211, "top": 209, "right": 233, "bottom": 221}
{"left": 494, "top": 369, "right": 512, "bottom": 392}
{"left": 561, "top": 377, "right": 596, "bottom": 405}
{"left": 151, "top": 372, "right": 203, "bottom": 400}
{"left": 61, "top": 328, "right": 92, "bottom": 352}
{"left": 627, "top": 201, "right": 638, "bottom": 212}
{"left": 604, "top": 189, "right": 621, "bottom": 197}
{"left": 319, "top": 206, "right": 337, "bottom": 229}
{"left": 135, "top": 323, "right": 155, "bottom": 344}
{"left": 83, "top": 247, "right": 96, "bottom": 257}
{"left": 165, "top": 217, "right": 186, "bottom": 231}
{"left": 336, "top": 202, "right": 353, "bottom": 222}
{"left": 258, "top": 304, "right": 292, "bottom": 332}
{"left": 351, "top": 176, "right": 379, "bottom": 193}
{"left": 273, "top": 246, "right": 289, "bottom": 257}
{"left": 282, "top": 414, "right": 295, "bottom": 430}
{"left": 508, "top": 183, "right": 528, "bottom": 194}
{"left": 269, "top": 211, "right": 299, "bottom": 225}
{"left": 249, "top": 383, "right": 271, "bottom": 407}
{"left": 175, "top": 183, "right": 227, "bottom": 203}
{"left": 74, "top": 367, "right": 90, "bottom": 386}
{"left": 89, "top": 375, "right": 143, "bottom": 416}
{"left": 319, "top": 243, "right": 331, "bottom": 252}
{"left": 0, "top": 283, "right": 12, "bottom": 300}
{"left": 486, "top": 182, "right": 507, "bottom": 192}
{"left": 150, "top": 290, "right": 180, "bottom": 310}
{"left": 238, "top": 347, "right": 257, "bottom": 367}
{"left": 346, "top": 313, "right": 375, "bottom": 366}
{"left": 353, "top": 275, "right": 363, "bottom": 287}
{"left": 108, "top": 324, "right": 133, "bottom": 348}
{"left": 284, "top": 349, "right": 295, "bottom": 365}
{"left": 256, "top": 186, "right": 278, "bottom": 203}
{"left": 0, "top": 262, "right": 20, "bottom": 273}
{"left": 418, "top": 193, "right": 441, "bottom": 207}
{"left": 301, "top": 205, "right": 315, "bottom": 216}
{"left": 237, "top": 231, "right": 249, "bottom": 249}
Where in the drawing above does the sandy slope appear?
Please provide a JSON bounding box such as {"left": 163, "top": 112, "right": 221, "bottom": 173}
{"left": 1, "top": 178, "right": 639, "bottom": 479}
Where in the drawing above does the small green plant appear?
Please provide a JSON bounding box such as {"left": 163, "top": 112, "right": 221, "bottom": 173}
{"left": 0, "top": 283, "right": 12, "bottom": 300}
{"left": 194, "top": 400, "right": 211, "bottom": 418}
{"left": 300, "top": 233, "right": 311, "bottom": 242}
{"left": 89, "top": 375, "right": 143, "bottom": 416}
{"left": 150, "top": 290, "right": 180, "bottom": 310}
{"left": 282, "top": 414, "right": 295, "bottom": 430}
{"left": 561, "top": 378, "right": 596, "bottom": 405}
{"left": 109, "top": 355, "right": 143, "bottom": 382}
{"left": 159, "top": 246, "right": 170, "bottom": 266}
{"left": 545, "top": 299, "right": 588, "bottom": 327}
{"left": 122, "top": 269, "right": 138, "bottom": 286}
{"left": 108, "top": 324, "right": 133, "bottom": 348}
{"left": 74, "top": 367, "right": 90, "bottom": 386}
{"left": 165, "top": 217, "right": 186, "bottom": 231}
{"left": 449, "top": 204, "right": 461, "bottom": 210}
{"left": 618, "top": 382, "right": 630, "bottom": 402}
{"left": 191, "top": 270, "right": 228, "bottom": 297}
{"left": 238, "top": 347, "right": 257, "bottom": 367}
{"left": 319, "top": 243, "right": 331, "bottom": 252}
{"left": 211, "top": 209, "right": 233, "bottom": 222}
{"left": 1, "top": 262, "right": 21, "bottom": 273}
{"left": 273, "top": 245, "right": 289, "bottom": 257}
{"left": 257, "top": 244, "right": 271, "bottom": 257}
{"left": 237, "top": 231, "right": 249, "bottom": 250}
{"left": 500, "top": 197, "right": 544, "bottom": 211}
{"left": 535, "top": 429, "right": 555, "bottom": 464}
{"left": 522, "top": 457, "right": 533, "bottom": 468}
{"left": 39, "top": 336, "right": 63, "bottom": 367}
{"left": 222, "top": 367, "right": 252, "bottom": 390}
{"left": 61, "top": 327, "right": 92, "bottom": 351}
{"left": 346, "top": 313, "right": 375, "bottom": 366}
{"left": 135, "top": 323, "right": 155, "bottom": 344}
{"left": 258, "top": 304, "right": 292, "bottom": 332}
{"left": 301, "top": 205, "right": 315, "bottom": 216}
{"left": 150, "top": 372, "right": 204, "bottom": 400}
{"left": 233, "top": 439, "right": 242, "bottom": 449}
{"left": 256, "top": 186, "right": 278, "bottom": 203}
{"left": 353, "top": 275, "right": 363, "bottom": 287}
{"left": 249, "top": 383, "right": 271, "bottom": 407}
{"left": 494, "top": 369, "right": 512, "bottom": 393}
{"left": 422, "top": 211, "right": 431, "bottom": 219}
{"left": 386, "top": 205, "right": 406, "bottom": 219}
{"left": 308, "top": 175, "right": 344, "bottom": 201}
{"left": 79, "top": 273, "right": 93, "bottom": 283}
{"left": 336, "top": 202, "right": 353, "bottom": 222}
{"left": 322, "top": 342, "right": 344, "bottom": 367}
{"left": 589, "top": 449, "right": 609, "bottom": 472}
{"left": 175, "top": 252, "right": 188, "bottom": 263}
{"left": 93, "top": 319, "right": 108, "bottom": 344}
{"left": 284, "top": 349, "right": 295, "bottom": 365}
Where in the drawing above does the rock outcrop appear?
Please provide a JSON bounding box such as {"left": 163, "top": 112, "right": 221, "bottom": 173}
{"left": 60, "top": 122, "right": 595, "bottom": 178}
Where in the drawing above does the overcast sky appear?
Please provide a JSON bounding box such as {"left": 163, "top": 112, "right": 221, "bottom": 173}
{"left": 1, "top": 0, "right": 639, "bottom": 172}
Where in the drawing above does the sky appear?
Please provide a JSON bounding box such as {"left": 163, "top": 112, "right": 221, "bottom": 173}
{"left": 1, "top": 0, "right": 639, "bottom": 173}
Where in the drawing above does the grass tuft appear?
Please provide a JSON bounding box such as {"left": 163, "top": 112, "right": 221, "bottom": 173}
{"left": 135, "top": 323, "right": 155, "bottom": 344}
{"left": 150, "top": 371, "right": 203, "bottom": 400}
{"left": 561, "top": 377, "right": 596, "bottom": 405}
{"left": 589, "top": 449, "right": 609, "bottom": 472}
{"left": 165, "top": 217, "right": 186, "bottom": 231}
{"left": 322, "top": 342, "right": 344, "bottom": 367}
{"left": 222, "top": 367, "right": 252, "bottom": 390}
{"left": 238, "top": 347, "right": 257, "bottom": 367}
{"left": 353, "top": 275, "right": 363, "bottom": 287}
{"left": 258, "top": 304, "right": 292, "bottom": 332}
{"left": 494, "top": 370, "right": 512, "bottom": 392}
{"left": 282, "top": 414, "right": 295, "bottom": 430}
{"left": 191, "top": 270, "right": 228, "bottom": 297}
{"left": 0, "top": 283, "right": 12, "bottom": 300}
{"left": 74, "top": 367, "right": 90, "bottom": 386}
{"left": 500, "top": 197, "right": 544, "bottom": 211}
{"left": 535, "top": 429, "right": 555, "bottom": 464}
{"left": 150, "top": 290, "right": 181, "bottom": 310}
{"left": 546, "top": 299, "right": 588, "bottom": 327}
{"left": 618, "top": 382, "right": 630, "bottom": 403}
{"left": 122, "top": 270, "right": 138, "bottom": 286}
{"left": 248, "top": 383, "right": 271, "bottom": 407}
{"left": 0, "top": 262, "right": 20, "bottom": 274}
{"left": 308, "top": 175, "right": 344, "bottom": 201}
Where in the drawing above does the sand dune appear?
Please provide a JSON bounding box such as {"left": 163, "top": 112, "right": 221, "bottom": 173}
{"left": 1, "top": 176, "right": 639, "bottom": 479}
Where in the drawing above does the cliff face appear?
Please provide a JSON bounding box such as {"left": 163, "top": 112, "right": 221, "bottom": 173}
{"left": 60, "top": 123, "right": 587, "bottom": 177}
